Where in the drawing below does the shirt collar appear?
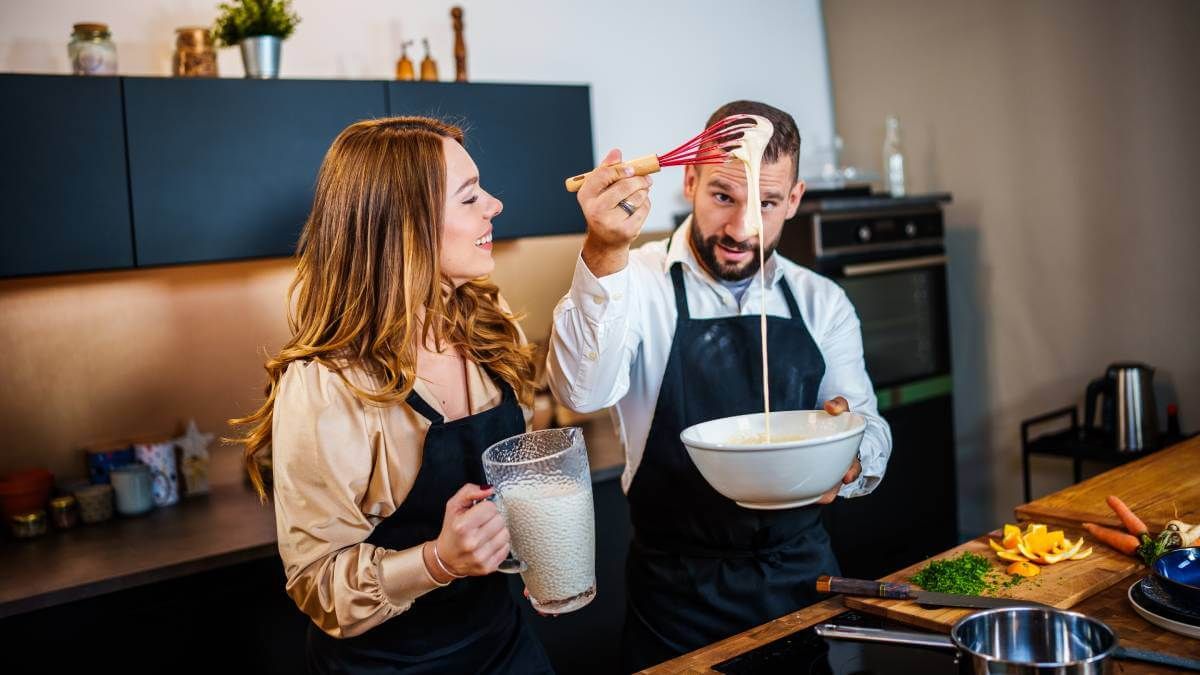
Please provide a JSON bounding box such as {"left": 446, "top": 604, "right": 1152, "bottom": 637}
{"left": 664, "top": 214, "right": 783, "bottom": 290}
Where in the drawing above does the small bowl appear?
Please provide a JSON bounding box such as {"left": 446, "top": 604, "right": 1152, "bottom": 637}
{"left": 1152, "top": 546, "right": 1200, "bottom": 609}
{"left": 679, "top": 410, "right": 866, "bottom": 509}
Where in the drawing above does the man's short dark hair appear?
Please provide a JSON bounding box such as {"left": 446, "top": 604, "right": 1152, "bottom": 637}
{"left": 705, "top": 100, "right": 801, "bottom": 182}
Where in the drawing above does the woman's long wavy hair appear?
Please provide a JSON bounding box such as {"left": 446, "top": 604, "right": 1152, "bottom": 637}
{"left": 231, "top": 117, "right": 535, "bottom": 500}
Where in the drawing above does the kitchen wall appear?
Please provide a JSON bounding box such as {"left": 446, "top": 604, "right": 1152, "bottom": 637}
{"left": 0, "top": 1, "right": 836, "bottom": 479}
{"left": 823, "top": 0, "right": 1200, "bottom": 535}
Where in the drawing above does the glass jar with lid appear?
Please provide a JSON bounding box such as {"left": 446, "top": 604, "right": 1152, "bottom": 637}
{"left": 10, "top": 510, "right": 49, "bottom": 539}
{"left": 68, "top": 22, "right": 117, "bottom": 75}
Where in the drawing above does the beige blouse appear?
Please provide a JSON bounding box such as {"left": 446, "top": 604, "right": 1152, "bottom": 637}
{"left": 271, "top": 357, "right": 530, "bottom": 638}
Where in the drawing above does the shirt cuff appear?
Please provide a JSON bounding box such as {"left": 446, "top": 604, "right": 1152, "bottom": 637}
{"left": 569, "top": 253, "right": 631, "bottom": 324}
{"left": 377, "top": 544, "right": 440, "bottom": 608}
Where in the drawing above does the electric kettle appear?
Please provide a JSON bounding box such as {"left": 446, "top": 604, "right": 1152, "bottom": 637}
{"left": 1084, "top": 362, "right": 1160, "bottom": 452}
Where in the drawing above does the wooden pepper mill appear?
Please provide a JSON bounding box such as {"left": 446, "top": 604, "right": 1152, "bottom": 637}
{"left": 395, "top": 39, "right": 414, "bottom": 81}
{"left": 419, "top": 38, "right": 438, "bottom": 81}
{"left": 451, "top": 6, "right": 467, "bottom": 82}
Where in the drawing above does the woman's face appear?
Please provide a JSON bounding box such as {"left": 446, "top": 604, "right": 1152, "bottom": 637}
{"left": 440, "top": 137, "right": 503, "bottom": 287}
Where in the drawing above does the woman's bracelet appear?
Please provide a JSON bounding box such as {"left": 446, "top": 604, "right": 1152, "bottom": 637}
{"left": 421, "top": 542, "right": 452, "bottom": 587}
{"left": 432, "top": 541, "right": 467, "bottom": 579}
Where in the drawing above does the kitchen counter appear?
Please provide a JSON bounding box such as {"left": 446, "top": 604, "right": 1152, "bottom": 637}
{"left": 0, "top": 463, "right": 626, "bottom": 619}
{"left": 0, "top": 480, "right": 277, "bottom": 618}
{"left": 646, "top": 436, "right": 1200, "bottom": 673}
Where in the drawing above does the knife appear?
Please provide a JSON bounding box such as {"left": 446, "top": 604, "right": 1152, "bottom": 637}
{"left": 816, "top": 575, "right": 1049, "bottom": 609}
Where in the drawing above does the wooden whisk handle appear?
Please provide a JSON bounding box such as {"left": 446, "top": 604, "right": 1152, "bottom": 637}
{"left": 564, "top": 155, "right": 661, "bottom": 192}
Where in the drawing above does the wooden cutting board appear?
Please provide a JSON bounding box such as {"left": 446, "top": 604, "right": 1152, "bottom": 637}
{"left": 843, "top": 527, "right": 1142, "bottom": 632}
{"left": 1015, "top": 436, "right": 1200, "bottom": 533}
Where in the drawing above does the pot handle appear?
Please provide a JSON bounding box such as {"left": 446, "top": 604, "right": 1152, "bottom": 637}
{"left": 1115, "top": 646, "right": 1200, "bottom": 672}
{"left": 815, "top": 624, "right": 956, "bottom": 651}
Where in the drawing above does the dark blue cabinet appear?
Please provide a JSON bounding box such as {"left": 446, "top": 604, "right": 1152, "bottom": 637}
{"left": 0, "top": 74, "right": 134, "bottom": 277}
{"left": 388, "top": 82, "right": 592, "bottom": 240}
{"left": 123, "top": 78, "right": 387, "bottom": 266}
{"left": 0, "top": 75, "right": 593, "bottom": 277}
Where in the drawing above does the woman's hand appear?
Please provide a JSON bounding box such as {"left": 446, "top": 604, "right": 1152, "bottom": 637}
{"left": 578, "top": 148, "right": 653, "bottom": 278}
{"left": 816, "top": 396, "right": 861, "bottom": 505}
{"left": 430, "top": 483, "right": 511, "bottom": 579}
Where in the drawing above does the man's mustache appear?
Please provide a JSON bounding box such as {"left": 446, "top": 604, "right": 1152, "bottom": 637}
{"left": 712, "top": 236, "right": 757, "bottom": 253}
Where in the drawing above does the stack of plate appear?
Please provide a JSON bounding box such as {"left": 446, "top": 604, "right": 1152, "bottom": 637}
{"left": 1128, "top": 547, "right": 1200, "bottom": 639}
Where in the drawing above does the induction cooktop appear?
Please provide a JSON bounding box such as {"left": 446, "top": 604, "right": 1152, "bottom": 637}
{"left": 712, "top": 610, "right": 959, "bottom": 675}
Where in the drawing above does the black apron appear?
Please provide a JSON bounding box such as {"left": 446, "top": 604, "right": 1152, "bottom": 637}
{"left": 305, "top": 375, "right": 554, "bottom": 675}
{"left": 621, "top": 262, "right": 841, "bottom": 672}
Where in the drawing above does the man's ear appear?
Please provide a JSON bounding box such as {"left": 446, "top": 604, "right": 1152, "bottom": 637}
{"left": 785, "top": 178, "right": 806, "bottom": 219}
{"left": 683, "top": 164, "right": 700, "bottom": 202}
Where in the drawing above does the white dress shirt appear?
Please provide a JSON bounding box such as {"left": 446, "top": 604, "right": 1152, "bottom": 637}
{"left": 547, "top": 217, "right": 892, "bottom": 498}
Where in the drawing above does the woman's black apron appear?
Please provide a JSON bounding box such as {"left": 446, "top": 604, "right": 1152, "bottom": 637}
{"left": 305, "top": 375, "right": 554, "bottom": 674}
{"left": 622, "top": 262, "right": 841, "bottom": 672}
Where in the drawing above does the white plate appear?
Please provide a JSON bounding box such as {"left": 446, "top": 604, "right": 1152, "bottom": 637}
{"left": 1128, "top": 580, "right": 1200, "bottom": 640}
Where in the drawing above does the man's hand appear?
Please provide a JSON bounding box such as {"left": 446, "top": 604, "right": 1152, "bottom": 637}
{"left": 578, "top": 148, "right": 652, "bottom": 278}
{"left": 816, "top": 396, "right": 861, "bottom": 504}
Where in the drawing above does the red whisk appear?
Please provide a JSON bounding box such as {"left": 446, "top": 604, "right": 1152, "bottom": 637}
{"left": 563, "top": 115, "right": 759, "bottom": 192}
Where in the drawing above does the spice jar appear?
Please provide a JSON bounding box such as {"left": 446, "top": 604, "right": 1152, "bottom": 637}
{"left": 10, "top": 510, "right": 48, "bottom": 539}
{"left": 68, "top": 23, "right": 117, "bottom": 75}
{"left": 48, "top": 495, "right": 80, "bottom": 529}
{"left": 173, "top": 27, "right": 217, "bottom": 77}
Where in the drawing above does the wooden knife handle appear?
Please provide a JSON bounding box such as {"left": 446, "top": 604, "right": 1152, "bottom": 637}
{"left": 564, "top": 154, "right": 661, "bottom": 192}
{"left": 817, "top": 575, "right": 915, "bottom": 600}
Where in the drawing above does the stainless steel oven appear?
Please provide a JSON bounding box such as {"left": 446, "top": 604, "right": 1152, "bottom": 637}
{"left": 778, "top": 191, "right": 959, "bottom": 578}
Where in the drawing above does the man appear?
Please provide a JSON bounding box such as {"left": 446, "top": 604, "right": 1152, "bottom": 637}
{"left": 546, "top": 100, "right": 893, "bottom": 671}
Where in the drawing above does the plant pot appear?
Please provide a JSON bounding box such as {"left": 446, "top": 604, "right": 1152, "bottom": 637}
{"left": 0, "top": 468, "right": 54, "bottom": 518}
{"left": 240, "top": 35, "right": 281, "bottom": 79}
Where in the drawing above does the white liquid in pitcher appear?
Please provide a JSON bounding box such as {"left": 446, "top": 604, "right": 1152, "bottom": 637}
{"left": 503, "top": 482, "right": 596, "bottom": 606}
{"left": 729, "top": 116, "right": 777, "bottom": 441}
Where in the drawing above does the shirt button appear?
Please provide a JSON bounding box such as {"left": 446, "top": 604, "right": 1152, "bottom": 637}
{"left": 585, "top": 351, "right": 598, "bottom": 361}
{"left": 612, "top": 292, "right": 623, "bottom": 301}
{"left": 592, "top": 294, "right": 605, "bottom": 304}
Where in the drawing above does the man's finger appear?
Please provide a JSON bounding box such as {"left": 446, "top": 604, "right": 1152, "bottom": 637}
{"left": 823, "top": 396, "right": 850, "bottom": 415}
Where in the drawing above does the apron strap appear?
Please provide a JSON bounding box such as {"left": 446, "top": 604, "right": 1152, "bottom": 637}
{"left": 669, "top": 263, "right": 691, "bottom": 320}
{"left": 404, "top": 368, "right": 517, "bottom": 426}
{"left": 777, "top": 275, "right": 801, "bottom": 319}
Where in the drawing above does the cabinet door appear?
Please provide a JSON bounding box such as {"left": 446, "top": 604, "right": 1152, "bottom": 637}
{"left": 0, "top": 74, "right": 133, "bottom": 277}
{"left": 123, "top": 78, "right": 387, "bottom": 266}
{"left": 388, "top": 82, "right": 592, "bottom": 240}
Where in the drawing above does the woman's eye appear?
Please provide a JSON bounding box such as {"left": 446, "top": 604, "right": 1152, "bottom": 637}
{"left": 463, "top": 195, "right": 478, "bottom": 205}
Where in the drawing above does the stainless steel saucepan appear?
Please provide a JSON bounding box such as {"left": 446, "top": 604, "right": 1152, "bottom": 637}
{"left": 816, "top": 606, "right": 1200, "bottom": 674}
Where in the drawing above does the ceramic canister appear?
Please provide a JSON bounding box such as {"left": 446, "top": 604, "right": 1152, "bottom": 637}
{"left": 134, "top": 441, "right": 179, "bottom": 507}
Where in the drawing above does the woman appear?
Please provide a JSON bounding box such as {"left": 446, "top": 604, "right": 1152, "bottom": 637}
{"left": 232, "top": 117, "right": 553, "bottom": 674}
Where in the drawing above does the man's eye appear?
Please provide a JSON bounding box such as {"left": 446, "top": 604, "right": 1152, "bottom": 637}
{"left": 714, "top": 193, "right": 732, "bottom": 204}
{"left": 761, "top": 201, "right": 776, "bottom": 210}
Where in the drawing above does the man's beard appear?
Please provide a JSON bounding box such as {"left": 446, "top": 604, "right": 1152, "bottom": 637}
{"left": 689, "top": 219, "right": 781, "bottom": 282}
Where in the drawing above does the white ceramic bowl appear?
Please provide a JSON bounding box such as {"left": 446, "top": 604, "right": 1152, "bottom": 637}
{"left": 679, "top": 410, "right": 867, "bottom": 510}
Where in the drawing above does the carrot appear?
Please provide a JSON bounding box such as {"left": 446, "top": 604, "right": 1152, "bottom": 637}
{"left": 1106, "top": 495, "right": 1149, "bottom": 536}
{"left": 1083, "top": 522, "right": 1140, "bottom": 556}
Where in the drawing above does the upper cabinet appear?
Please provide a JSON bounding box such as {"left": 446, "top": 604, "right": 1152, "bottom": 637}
{"left": 123, "top": 78, "right": 387, "bottom": 266}
{"left": 0, "top": 75, "right": 594, "bottom": 278}
{"left": 0, "top": 74, "right": 134, "bottom": 277}
{"left": 388, "top": 82, "right": 593, "bottom": 240}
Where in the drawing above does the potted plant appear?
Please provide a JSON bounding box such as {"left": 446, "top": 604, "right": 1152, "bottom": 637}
{"left": 213, "top": 0, "right": 300, "bottom": 79}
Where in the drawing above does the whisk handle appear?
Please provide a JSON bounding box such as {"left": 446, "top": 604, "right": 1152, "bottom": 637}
{"left": 564, "top": 154, "right": 661, "bottom": 192}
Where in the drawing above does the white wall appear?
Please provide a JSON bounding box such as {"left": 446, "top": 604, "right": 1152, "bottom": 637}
{"left": 0, "top": 0, "right": 835, "bottom": 233}
{"left": 823, "top": 0, "right": 1200, "bottom": 536}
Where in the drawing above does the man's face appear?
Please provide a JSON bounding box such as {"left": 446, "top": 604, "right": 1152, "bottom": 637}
{"left": 684, "top": 158, "right": 805, "bottom": 281}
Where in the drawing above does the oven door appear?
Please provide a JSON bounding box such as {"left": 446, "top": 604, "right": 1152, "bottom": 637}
{"left": 832, "top": 254, "right": 951, "bottom": 393}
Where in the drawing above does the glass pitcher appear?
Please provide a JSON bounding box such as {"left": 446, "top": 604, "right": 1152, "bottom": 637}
{"left": 482, "top": 427, "right": 597, "bottom": 615}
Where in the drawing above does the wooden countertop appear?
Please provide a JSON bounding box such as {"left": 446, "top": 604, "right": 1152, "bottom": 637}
{"left": 647, "top": 437, "right": 1200, "bottom": 674}
{"left": 0, "top": 480, "right": 277, "bottom": 618}
{"left": 1016, "top": 435, "right": 1200, "bottom": 532}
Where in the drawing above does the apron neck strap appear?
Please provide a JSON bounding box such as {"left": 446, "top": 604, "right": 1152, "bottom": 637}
{"left": 777, "top": 275, "right": 801, "bottom": 319}
{"left": 669, "top": 263, "right": 691, "bottom": 320}
{"left": 404, "top": 366, "right": 516, "bottom": 426}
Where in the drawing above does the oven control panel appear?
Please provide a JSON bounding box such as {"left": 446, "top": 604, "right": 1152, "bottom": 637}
{"left": 817, "top": 210, "right": 944, "bottom": 255}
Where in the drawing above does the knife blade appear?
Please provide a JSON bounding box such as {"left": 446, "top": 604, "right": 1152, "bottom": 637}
{"left": 816, "top": 575, "right": 1049, "bottom": 609}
